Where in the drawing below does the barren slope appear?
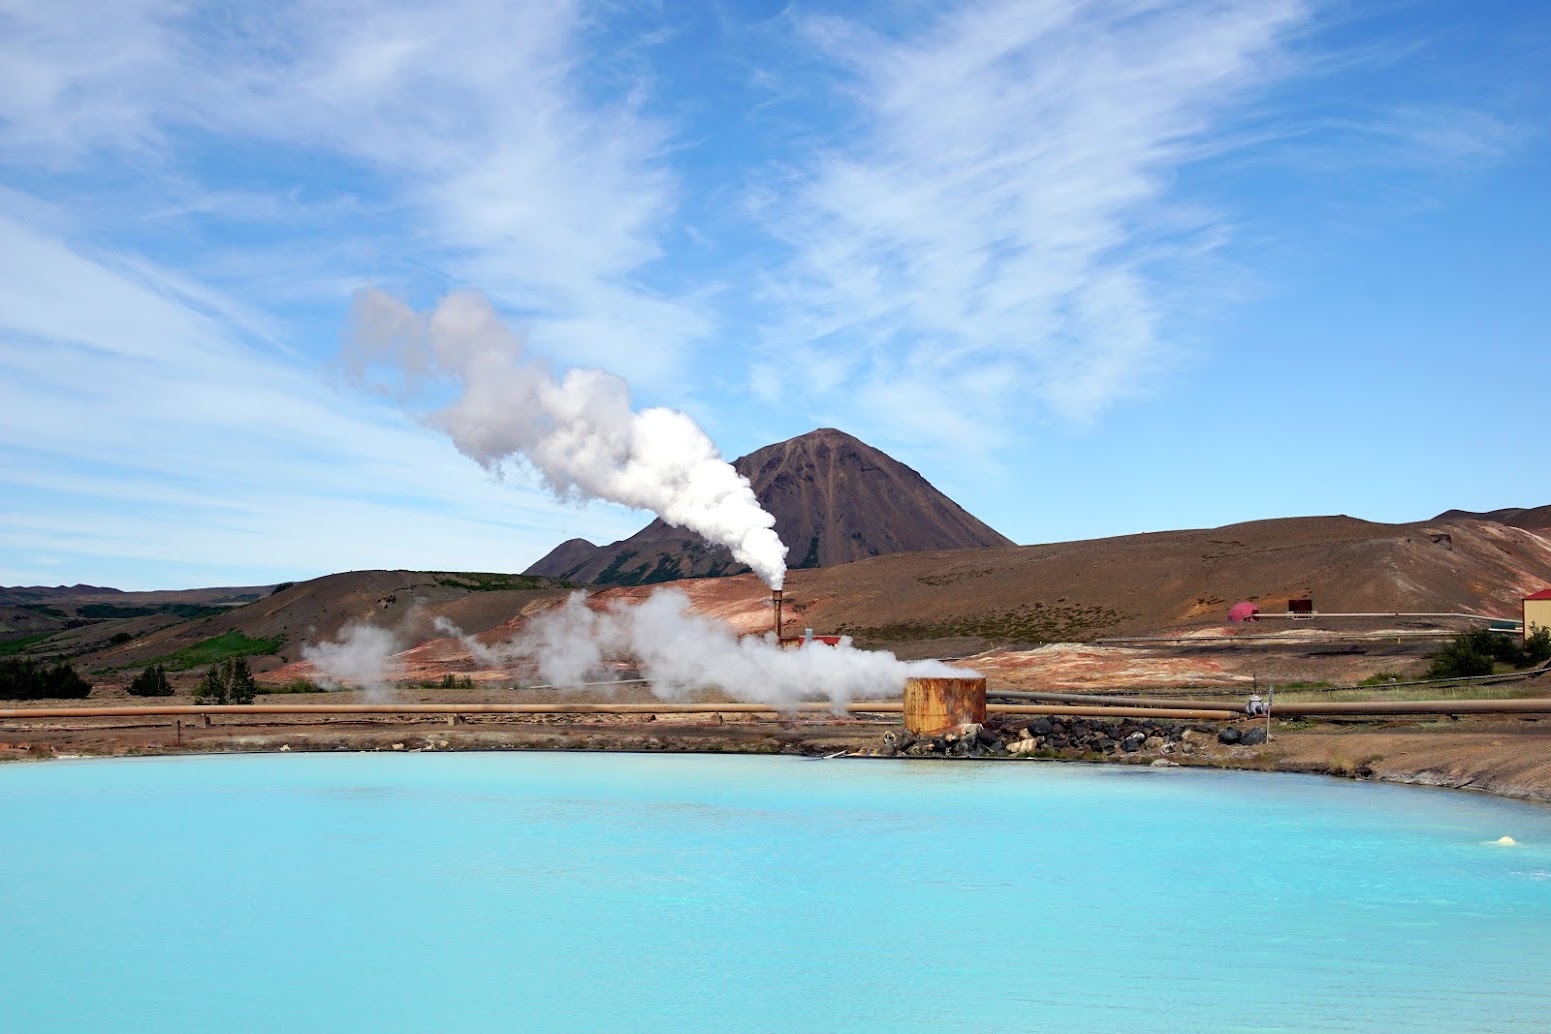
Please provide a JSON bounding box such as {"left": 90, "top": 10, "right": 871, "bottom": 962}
{"left": 1436, "top": 504, "right": 1551, "bottom": 536}
{"left": 526, "top": 427, "right": 1012, "bottom": 585}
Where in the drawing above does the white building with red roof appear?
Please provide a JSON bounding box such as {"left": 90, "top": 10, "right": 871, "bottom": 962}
{"left": 1525, "top": 588, "right": 1551, "bottom": 637}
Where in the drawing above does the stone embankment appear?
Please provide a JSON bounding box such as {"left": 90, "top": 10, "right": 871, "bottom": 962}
{"left": 874, "top": 714, "right": 1263, "bottom": 762}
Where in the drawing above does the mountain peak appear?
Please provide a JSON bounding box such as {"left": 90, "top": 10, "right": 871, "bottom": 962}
{"left": 525, "top": 427, "right": 1012, "bottom": 585}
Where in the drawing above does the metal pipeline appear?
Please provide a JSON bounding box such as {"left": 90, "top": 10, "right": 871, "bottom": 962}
{"left": 993, "top": 690, "right": 1245, "bottom": 712}
{"left": 988, "top": 704, "right": 1239, "bottom": 720}
{"left": 0, "top": 702, "right": 905, "bottom": 720}
{"left": 0, "top": 701, "right": 1234, "bottom": 722}
{"left": 1271, "top": 698, "right": 1551, "bottom": 716}
{"left": 991, "top": 692, "right": 1551, "bottom": 717}
{"left": 6, "top": 698, "right": 1550, "bottom": 722}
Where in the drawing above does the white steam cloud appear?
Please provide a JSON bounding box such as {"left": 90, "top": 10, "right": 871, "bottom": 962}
{"left": 346, "top": 288, "right": 789, "bottom": 588}
{"left": 519, "top": 589, "right": 965, "bottom": 710}
{"left": 298, "top": 589, "right": 969, "bottom": 710}
{"left": 301, "top": 623, "right": 404, "bottom": 696}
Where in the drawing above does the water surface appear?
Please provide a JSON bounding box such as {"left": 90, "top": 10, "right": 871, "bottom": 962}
{"left": 2, "top": 752, "right": 1549, "bottom": 1032}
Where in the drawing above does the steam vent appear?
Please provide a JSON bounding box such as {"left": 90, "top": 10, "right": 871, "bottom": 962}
{"left": 903, "top": 676, "right": 987, "bottom": 736}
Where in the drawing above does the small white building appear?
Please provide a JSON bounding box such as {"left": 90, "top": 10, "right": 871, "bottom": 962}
{"left": 1524, "top": 588, "right": 1551, "bottom": 638}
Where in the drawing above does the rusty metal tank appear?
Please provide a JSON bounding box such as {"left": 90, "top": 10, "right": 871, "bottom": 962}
{"left": 903, "top": 676, "right": 987, "bottom": 736}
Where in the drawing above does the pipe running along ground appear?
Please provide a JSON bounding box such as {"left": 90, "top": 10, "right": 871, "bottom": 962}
{"left": 3, "top": 698, "right": 1549, "bottom": 723}
{"left": 0, "top": 701, "right": 1238, "bottom": 721}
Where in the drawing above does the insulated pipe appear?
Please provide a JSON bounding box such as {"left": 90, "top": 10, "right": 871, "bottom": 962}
{"left": 988, "top": 704, "right": 1239, "bottom": 720}
{"left": 0, "top": 702, "right": 904, "bottom": 719}
{"left": 1270, "top": 698, "right": 1551, "bottom": 716}
{"left": 988, "top": 691, "right": 1551, "bottom": 717}
{"left": 1246, "top": 612, "right": 1514, "bottom": 622}
{"left": 0, "top": 701, "right": 1235, "bottom": 722}
{"left": 993, "top": 690, "right": 1245, "bottom": 711}
{"left": 1096, "top": 632, "right": 1486, "bottom": 644}
{"left": 7, "top": 698, "right": 1550, "bottom": 722}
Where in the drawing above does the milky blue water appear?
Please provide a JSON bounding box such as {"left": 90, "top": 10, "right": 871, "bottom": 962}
{"left": 3, "top": 753, "right": 1550, "bottom": 1032}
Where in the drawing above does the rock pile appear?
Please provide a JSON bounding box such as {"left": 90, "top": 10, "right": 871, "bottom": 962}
{"left": 874, "top": 715, "right": 1259, "bottom": 760}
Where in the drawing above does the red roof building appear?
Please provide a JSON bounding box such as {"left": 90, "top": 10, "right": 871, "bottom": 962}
{"left": 1525, "top": 588, "right": 1551, "bottom": 637}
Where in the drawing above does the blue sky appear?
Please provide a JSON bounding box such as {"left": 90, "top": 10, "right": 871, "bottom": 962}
{"left": 1, "top": 0, "right": 1547, "bottom": 589}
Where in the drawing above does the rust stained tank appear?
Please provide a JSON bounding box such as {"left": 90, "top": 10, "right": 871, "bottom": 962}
{"left": 903, "top": 676, "right": 987, "bottom": 736}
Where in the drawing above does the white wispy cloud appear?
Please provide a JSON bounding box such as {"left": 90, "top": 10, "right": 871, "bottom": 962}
{"left": 0, "top": 213, "right": 643, "bottom": 587}
{"left": 0, "top": 0, "right": 704, "bottom": 389}
{"left": 751, "top": 0, "right": 1309, "bottom": 444}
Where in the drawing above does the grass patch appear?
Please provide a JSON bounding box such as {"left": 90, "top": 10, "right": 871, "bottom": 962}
{"left": 841, "top": 602, "right": 1127, "bottom": 644}
{"left": 435, "top": 572, "right": 553, "bottom": 592}
{"left": 146, "top": 632, "right": 284, "bottom": 671}
{"left": 1274, "top": 682, "right": 1548, "bottom": 704}
{"left": 263, "top": 678, "right": 323, "bottom": 694}
{"left": 0, "top": 632, "right": 58, "bottom": 656}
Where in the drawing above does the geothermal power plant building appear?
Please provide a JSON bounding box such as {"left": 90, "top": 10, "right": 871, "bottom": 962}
{"left": 1527, "top": 589, "right": 1551, "bottom": 637}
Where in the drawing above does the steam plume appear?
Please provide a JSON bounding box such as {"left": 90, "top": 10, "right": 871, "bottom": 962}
{"left": 298, "top": 590, "right": 970, "bottom": 709}
{"left": 347, "top": 288, "right": 789, "bottom": 588}
{"left": 302, "top": 623, "right": 403, "bottom": 696}
{"left": 517, "top": 589, "right": 967, "bottom": 710}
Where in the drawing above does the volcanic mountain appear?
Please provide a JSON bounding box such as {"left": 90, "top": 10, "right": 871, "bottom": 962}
{"left": 525, "top": 427, "right": 1015, "bottom": 586}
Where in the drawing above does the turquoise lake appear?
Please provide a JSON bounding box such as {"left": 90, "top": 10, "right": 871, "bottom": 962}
{"left": 2, "top": 752, "right": 1549, "bottom": 1032}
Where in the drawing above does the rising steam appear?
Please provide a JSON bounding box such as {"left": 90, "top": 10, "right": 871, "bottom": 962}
{"left": 302, "top": 590, "right": 968, "bottom": 710}
{"left": 301, "top": 623, "right": 404, "bottom": 696}
{"left": 517, "top": 589, "right": 967, "bottom": 709}
{"left": 346, "top": 288, "right": 789, "bottom": 588}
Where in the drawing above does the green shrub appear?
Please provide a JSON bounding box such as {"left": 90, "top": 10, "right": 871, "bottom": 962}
{"left": 1426, "top": 634, "right": 1495, "bottom": 680}
{"left": 435, "top": 572, "right": 548, "bottom": 592}
{"left": 128, "top": 664, "right": 174, "bottom": 697}
{"left": 1425, "top": 627, "right": 1543, "bottom": 680}
{"left": 193, "top": 657, "right": 258, "bottom": 705}
{"left": 0, "top": 658, "right": 92, "bottom": 700}
{"left": 1525, "top": 627, "right": 1551, "bottom": 665}
{"left": 267, "top": 678, "right": 322, "bottom": 694}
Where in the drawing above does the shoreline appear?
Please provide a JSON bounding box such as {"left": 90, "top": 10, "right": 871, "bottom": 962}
{"left": 5, "top": 712, "right": 1551, "bottom": 807}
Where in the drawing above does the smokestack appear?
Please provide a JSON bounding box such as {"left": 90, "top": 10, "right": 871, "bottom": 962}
{"left": 771, "top": 588, "right": 784, "bottom": 640}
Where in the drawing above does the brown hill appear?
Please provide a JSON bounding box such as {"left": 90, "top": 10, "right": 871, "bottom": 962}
{"left": 549, "top": 513, "right": 1551, "bottom": 660}
{"left": 819, "top": 514, "right": 1550, "bottom": 648}
{"left": 35, "top": 571, "right": 574, "bottom": 675}
{"left": 255, "top": 512, "right": 1551, "bottom": 692}
{"left": 1436, "top": 505, "right": 1551, "bottom": 536}
{"left": 14, "top": 509, "right": 1551, "bottom": 692}
{"left": 525, "top": 427, "right": 1014, "bottom": 585}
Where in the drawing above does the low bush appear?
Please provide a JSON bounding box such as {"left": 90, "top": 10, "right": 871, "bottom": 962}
{"left": 193, "top": 657, "right": 258, "bottom": 705}
{"left": 1426, "top": 627, "right": 1550, "bottom": 680}
{"left": 128, "top": 664, "right": 174, "bottom": 697}
{"left": 0, "top": 658, "right": 92, "bottom": 700}
{"left": 266, "top": 678, "right": 323, "bottom": 694}
{"left": 1526, "top": 627, "right": 1551, "bottom": 665}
